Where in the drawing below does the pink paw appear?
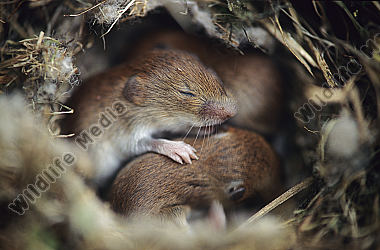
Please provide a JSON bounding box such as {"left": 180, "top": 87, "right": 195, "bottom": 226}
{"left": 152, "top": 139, "right": 198, "bottom": 164}
{"left": 208, "top": 200, "right": 226, "bottom": 231}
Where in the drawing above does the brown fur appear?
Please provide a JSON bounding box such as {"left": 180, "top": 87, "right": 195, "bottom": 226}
{"left": 124, "top": 30, "right": 284, "bottom": 134}
{"left": 60, "top": 49, "right": 237, "bottom": 184}
{"left": 62, "top": 49, "right": 236, "bottom": 135}
{"left": 110, "top": 127, "right": 282, "bottom": 220}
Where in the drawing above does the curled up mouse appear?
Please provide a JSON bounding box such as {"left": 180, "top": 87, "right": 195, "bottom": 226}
{"left": 110, "top": 127, "right": 282, "bottom": 228}
{"left": 61, "top": 49, "right": 237, "bottom": 185}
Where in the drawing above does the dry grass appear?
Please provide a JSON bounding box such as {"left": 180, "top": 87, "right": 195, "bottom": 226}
{"left": 0, "top": 0, "right": 379, "bottom": 249}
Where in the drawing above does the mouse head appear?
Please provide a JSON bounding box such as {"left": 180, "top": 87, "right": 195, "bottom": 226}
{"left": 203, "top": 128, "right": 280, "bottom": 203}
{"left": 123, "top": 49, "right": 237, "bottom": 127}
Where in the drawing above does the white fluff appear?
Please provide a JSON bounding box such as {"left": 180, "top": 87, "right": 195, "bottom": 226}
{"left": 189, "top": 3, "right": 217, "bottom": 36}
{"left": 326, "top": 112, "right": 360, "bottom": 158}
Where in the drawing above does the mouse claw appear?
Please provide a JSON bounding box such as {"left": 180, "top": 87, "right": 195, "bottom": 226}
{"left": 177, "top": 151, "right": 192, "bottom": 164}
{"left": 171, "top": 154, "right": 184, "bottom": 164}
{"left": 188, "top": 151, "right": 198, "bottom": 161}
{"left": 150, "top": 139, "right": 198, "bottom": 164}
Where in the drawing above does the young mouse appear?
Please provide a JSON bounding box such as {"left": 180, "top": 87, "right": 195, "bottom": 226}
{"left": 110, "top": 127, "right": 282, "bottom": 225}
{"left": 61, "top": 49, "right": 237, "bottom": 185}
{"left": 123, "top": 30, "right": 284, "bottom": 135}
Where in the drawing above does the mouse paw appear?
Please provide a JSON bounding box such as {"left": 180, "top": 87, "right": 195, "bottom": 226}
{"left": 208, "top": 200, "right": 226, "bottom": 231}
{"left": 151, "top": 139, "right": 198, "bottom": 164}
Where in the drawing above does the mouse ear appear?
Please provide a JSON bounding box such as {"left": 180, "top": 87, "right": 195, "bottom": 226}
{"left": 225, "top": 180, "right": 245, "bottom": 201}
{"left": 122, "top": 75, "right": 146, "bottom": 106}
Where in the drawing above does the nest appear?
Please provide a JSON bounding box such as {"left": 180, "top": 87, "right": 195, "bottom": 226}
{"left": 0, "top": 0, "right": 380, "bottom": 249}
{"left": 0, "top": 30, "right": 81, "bottom": 135}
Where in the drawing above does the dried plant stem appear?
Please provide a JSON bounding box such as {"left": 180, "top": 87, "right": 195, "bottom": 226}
{"left": 239, "top": 177, "right": 314, "bottom": 228}
{"left": 65, "top": 0, "right": 107, "bottom": 17}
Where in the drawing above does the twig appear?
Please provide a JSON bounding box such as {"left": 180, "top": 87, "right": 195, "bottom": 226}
{"left": 64, "top": 0, "right": 107, "bottom": 17}
{"left": 238, "top": 177, "right": 314, "bottom": 228}
{"left": 36, "top": 31, "right": 44, "bottom": 50}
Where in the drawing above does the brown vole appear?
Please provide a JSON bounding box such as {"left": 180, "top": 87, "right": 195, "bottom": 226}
{"left": 61, "top": 49, "right": 237, "bottom": 185}
{"left": 124, "top": 30, "right": 284, "bottom": 134}
{"left": 110, "top": 127, "right": 282, "bottom": 224}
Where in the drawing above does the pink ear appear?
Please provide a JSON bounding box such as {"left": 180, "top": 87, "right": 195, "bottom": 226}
{"left": 122, "top": 75, "right": 146, "bottom": 106}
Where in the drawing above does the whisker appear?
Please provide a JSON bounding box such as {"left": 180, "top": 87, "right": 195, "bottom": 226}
{"left": 200, "top": 124, "right": 207, "bottom": 154}
{"left": 182, "top": 124, "right": 194, "bottom": 141}
{"left": 193, "top": 126, "right": 201, "bottom": 147}
{"left": 206, "top": 123, "right": 211, "bottom": 148}
{"left": 208, "top": 124, "right": 213, "bottom": 148}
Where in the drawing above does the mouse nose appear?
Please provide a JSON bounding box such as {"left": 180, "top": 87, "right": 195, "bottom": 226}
{"left": 201, "top": 101, "right": 237, "bottom": 123}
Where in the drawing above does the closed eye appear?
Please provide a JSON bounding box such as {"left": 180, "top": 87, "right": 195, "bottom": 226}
{"left": 179, "top": 91, "right": 196, "bottom": 97}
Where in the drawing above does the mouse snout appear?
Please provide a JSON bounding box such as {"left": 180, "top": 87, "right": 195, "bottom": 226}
{"left": 201, "top": 100, "right": 237, "bottom": 123}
